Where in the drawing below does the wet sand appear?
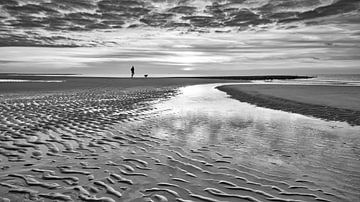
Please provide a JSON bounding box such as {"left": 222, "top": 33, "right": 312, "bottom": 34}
{"left": 1, "top": 79, "right": 359, "bottom": 202}
{"left": 0, "top": 77, "right": 243, "bottom": 202}
{"left": 217, "top": 84, "right": 360, "bottom": 125}
{"left": 0, "top": 74, "right": 310, "bottom": 94}
{"left": 0, "top": 77, "right": 239, "bottom": 94}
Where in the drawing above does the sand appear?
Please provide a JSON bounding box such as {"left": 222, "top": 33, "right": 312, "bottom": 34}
{"left": 0, "top": 77, "right": 245, "bottom": 202}
{"left": 217, "top": 84, "right": 360, "bottom": 125}
{"left": 0, "top": 77, "right": 236, "bottom": 94}
{"left": 0, "top": 77, "right": 358, "bottom": 202}
{"left": 0, "top": 74, "right": 309, "bottom": 94}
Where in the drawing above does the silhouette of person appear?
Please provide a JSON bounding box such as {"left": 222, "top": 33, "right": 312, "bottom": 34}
{"left": 131, "top": 66, "right": 135, "bottom": 78}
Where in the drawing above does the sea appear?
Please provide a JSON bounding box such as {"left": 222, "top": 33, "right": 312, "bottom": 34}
{"left": 254, "top": 74, "right": 360, "bottom": 86}
{"left": 314, "top": 74, "right": 360, "bottom": 86}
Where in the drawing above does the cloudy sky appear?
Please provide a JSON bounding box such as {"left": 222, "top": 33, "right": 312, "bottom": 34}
{"left": 0, "top": 0, "right": 359, "bottom": 76}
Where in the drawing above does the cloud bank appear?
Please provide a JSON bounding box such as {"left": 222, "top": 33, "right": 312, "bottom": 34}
{"left": 0, "top": 0, "right": 359, "bottom": 75}
{"left": 0, "top": 0, "right": 359, "bottom": 46}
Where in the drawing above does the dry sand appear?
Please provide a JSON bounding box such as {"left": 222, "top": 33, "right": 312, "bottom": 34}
{"left": 217, "top": 84, "right": 360, "bottom": 125}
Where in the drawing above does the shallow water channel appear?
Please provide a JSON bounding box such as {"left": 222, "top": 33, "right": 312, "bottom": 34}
{"left": 145, "top": 83, "right": 360, "bottom": 202}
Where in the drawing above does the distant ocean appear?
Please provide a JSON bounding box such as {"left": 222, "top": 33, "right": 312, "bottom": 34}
{"left": 314, "top": 74, "right": 360, "bottom": 85}
{"left": 315, "top": 74, "right": 360, "bottom": 82}
{"left": 252, "top": 74, "right": 360, "bottom": 86}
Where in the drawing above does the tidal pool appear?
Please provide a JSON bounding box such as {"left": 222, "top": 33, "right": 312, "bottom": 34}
{"left": 146, "top": 83, "right": 360, "bottom": 202}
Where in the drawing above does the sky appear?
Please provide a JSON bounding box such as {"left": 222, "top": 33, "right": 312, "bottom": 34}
{"left": 0, "top": 0, "right": 359, "bottom": 77}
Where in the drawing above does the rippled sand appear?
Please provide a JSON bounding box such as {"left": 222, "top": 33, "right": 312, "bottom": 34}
{"left": 0, "top": 83, "right": 359, "bottom": 202}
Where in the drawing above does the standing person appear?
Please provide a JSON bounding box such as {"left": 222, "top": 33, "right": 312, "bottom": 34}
{"left": 131, "top": 66, "right": 135, "bottom": 78}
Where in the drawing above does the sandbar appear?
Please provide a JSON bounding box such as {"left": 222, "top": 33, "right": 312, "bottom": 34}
{"left": 217, "top": 84, "right": 360, "bottom": 125}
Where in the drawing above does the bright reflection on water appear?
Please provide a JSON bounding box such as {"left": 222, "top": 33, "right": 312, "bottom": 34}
{"left": 150, "top": 84, "right": 360, "bottom": 201}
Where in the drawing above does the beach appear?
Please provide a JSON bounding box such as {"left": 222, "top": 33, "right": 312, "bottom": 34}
{"left": 0, "top": 77, "right": 359, "bottom": 202}
{"left": 1, "top": 0, "right": 359, "bottom": 201}
{"left": 0, "top": 76, "right": 239, "bottom": 94}
{"left": 217, "top": 84, "right": 360, "bottom": 126}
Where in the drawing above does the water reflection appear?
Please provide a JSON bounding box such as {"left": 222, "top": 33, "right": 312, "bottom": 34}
{"left": 150, "top": 84, "right": 360, "bottom": 201}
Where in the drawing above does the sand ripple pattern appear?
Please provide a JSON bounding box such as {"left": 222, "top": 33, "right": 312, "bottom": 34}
{"left": 0, "top": 87, "right": 176, "bottom": 201}
{"left": 0, "top": 85, "right": 359, "bottom": 202}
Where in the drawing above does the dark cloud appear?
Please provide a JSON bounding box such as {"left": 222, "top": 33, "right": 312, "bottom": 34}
{"left": 279, "top": 0, "right": 359, "bottom": 23}
{"left": 140, "top": 13, "right": 173, "bottom": 27}
{"left": 182, "top": 16, "right": 217, "bottom": 27}
{"left": 4, "top": 3, "right": 59, "bottom": 16}
{"left": 0, "top": 0, "right": 18, "bottom": 6}
{"left": 51, "top": 0, "right": 97, "bottom": 10}
{"left": 168, "top": 6, "right": 197, "bottom": 15}
{"left": 0, "top": 0, "right": 359, "bottom": 46}
{"left": 259, "top": 0, "right": 322, "bottom": 12}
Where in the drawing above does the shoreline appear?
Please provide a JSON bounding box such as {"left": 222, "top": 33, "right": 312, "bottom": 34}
{"left": 0, "top": 73, "right": 313, "bottom": 80}
{"left": 0, "top": 75, "right": 311, "bottom": 94}
{"left": 0, "top": 77, "right": 243, "bottom": 94}
{"left": 217, "top": 84, "right": 360, "bottom": 126}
